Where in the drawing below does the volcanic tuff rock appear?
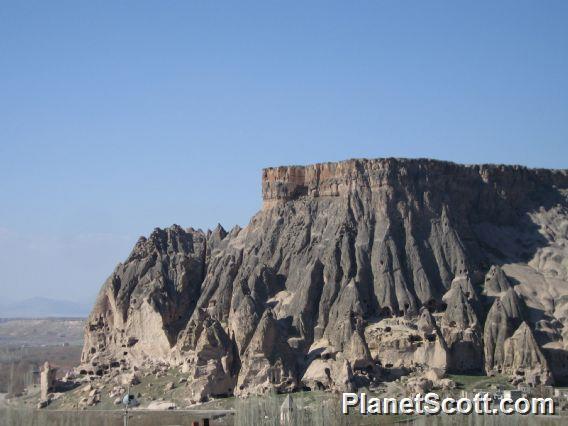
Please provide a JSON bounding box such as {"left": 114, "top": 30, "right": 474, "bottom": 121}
{"left": 82, "top": 158, "right": 568, "bottom": 397}
{"left": 40, "top": 361, "right": 57, "bottom": 402}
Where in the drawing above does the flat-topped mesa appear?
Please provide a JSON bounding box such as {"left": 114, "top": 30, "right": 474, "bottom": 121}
{"left": 261, "top": 158, "right": 568, "bottom": 208}
{"left": 80, "top": 156, "right": 568, "bottom": 401}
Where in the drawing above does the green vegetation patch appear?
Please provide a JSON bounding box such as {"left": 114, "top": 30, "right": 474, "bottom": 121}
{"left": 448, "top": 374, "right": 513, "bottom": 391}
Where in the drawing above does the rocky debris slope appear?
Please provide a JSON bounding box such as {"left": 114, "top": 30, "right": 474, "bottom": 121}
{"left": 82, "top": 158, "right": 568, "bottom": 399}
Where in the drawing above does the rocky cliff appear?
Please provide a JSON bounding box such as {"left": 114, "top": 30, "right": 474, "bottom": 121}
{"left": 82, "top": 158, "right": 568, "bottom": 399}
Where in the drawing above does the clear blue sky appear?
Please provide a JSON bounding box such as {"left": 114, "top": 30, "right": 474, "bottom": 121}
{"left": 0, "top": 1, "right": 567, "bottom": 305}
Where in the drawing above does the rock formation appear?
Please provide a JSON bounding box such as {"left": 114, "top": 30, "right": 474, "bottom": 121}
{"left": 179, "top": 309, "right": 237, "bottom": 401}
{"left": 502, "top": 322, "right": 551, "bottom": 385}
{"left": 81, "top": 158, "right": 568, "bottom": 398}
{"left": 235, "top": 309, "right": 297, "bottom": 396}
{"left": 483, "top": 287, "right": 525, "bottom": 373}
{"left": 40, "top": 361, "right": 57, "bottom": 402}
{"left": 441, "top": 278, "right": 483, "bottom": 372}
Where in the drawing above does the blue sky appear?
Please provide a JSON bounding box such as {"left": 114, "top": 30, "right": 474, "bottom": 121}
{"left": 1, "top": 1, "right": 567, "bottom": 305}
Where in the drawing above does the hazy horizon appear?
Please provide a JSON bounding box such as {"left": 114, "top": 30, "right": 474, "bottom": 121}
{"left": 1, "top": 1, "right": 567, "bottom": 306}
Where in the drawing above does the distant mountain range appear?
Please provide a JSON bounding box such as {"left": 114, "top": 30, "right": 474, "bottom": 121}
{"left": 0, "top": 296, "right": 90, "bottom": 318}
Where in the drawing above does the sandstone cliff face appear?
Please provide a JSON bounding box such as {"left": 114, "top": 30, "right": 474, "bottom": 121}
{"left": 82, "top": 158, "right": 568, "bottom": 397}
